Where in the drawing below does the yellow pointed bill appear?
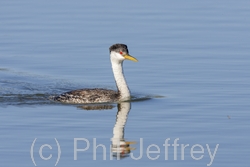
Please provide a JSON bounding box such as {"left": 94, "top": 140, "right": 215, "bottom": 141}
{"left": 125, "top": 141, "right": 136, "bottom": 145}
{"left": 124, "top": 54, "right": 138, "bottom": 62}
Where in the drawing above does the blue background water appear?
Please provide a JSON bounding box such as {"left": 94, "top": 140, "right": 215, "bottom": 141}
{"left": 0, "top": 0, "right": 249, "bottom": 166}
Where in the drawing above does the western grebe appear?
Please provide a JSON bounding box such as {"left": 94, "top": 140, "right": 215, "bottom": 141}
{"left": 50, "top": 44, "right": 138, "bottom": 104}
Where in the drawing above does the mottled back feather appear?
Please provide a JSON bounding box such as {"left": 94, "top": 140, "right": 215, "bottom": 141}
{"left": 50, "top": 88, "right": 119, "bottom": 104}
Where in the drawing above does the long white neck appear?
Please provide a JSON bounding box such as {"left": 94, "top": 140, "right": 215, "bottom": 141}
{"left": 110, "top": 55, "right": 131, "bottom": 101}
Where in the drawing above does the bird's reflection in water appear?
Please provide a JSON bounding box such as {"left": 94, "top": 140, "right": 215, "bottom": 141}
{"left": 77, "top": 102, "right": 136, "bottom": 159}
{"left": 77, "top": 104, "right": 115, "bottom": 110}
{"left": 111, "top": 102, "right": 136, "bottom": 159}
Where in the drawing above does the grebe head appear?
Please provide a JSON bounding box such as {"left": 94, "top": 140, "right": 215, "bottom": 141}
{"left": 109, "top": 44, "right": 138, "bottom": 63}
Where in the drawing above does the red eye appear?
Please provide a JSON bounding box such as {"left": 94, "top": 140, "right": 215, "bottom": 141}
{"left": 119, "top": 51, "right": 123, "bottom": 55}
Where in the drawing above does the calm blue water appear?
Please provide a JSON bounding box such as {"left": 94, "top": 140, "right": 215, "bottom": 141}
{"left": 1, "top": 0, "right": 250, "bottom": 166}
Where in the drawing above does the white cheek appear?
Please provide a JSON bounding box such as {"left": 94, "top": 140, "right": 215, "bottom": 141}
{"left": 117, "top": 53, "right": 125, "bottom": 60}
{"left": 110, "top": 52, "right": 125, "bottom": 63}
